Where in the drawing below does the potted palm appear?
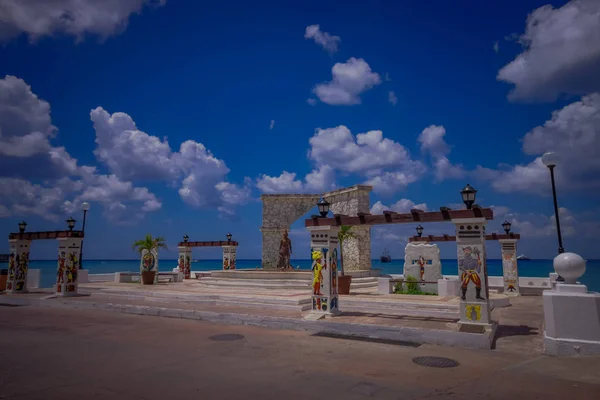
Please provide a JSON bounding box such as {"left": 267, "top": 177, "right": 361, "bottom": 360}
{"left": 132, "top": 234, "right": 167, "bottom": 285}
{"left": 337, "top": 225, "right": 355, "bottom": 295}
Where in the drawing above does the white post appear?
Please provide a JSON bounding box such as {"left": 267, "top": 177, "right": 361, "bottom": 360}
{"left": 451, "top": 218, "right": 492, "bottom": 330}
{"left": 7, "top": 239, "right": 32, "bottom": 294}
{"left": 55, "top": 237, "right": 82, "bottom": 296}
{"left": 307, "top": 226, "right": 340, "bottom": 316}
{"left": 222, "top": 245, "right": 237, "bottom": 270}
{"left": 178, "top": 246, "right": 192, "bottom": 279}
{"left": 499, "top": 238, "right": 520, "bottom": 296}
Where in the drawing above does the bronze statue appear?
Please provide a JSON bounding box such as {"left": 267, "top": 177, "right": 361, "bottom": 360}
{"left": 277, "top": 230, "right": 292, "bottom": 270}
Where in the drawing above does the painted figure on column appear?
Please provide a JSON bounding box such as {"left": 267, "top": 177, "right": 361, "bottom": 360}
{"left": 185, "top": 254, "right": 191, "bottom": 277}
{"left": 15, "top": 252, "right": 29, "bottom": 291}
{"left": 418, "top": 255, "right": 426, "bottom": 281}
{"left": 57, "top": 251, "right": 66, "bottom": 285}
{"left": 277, "top": 230, "right": 292, "bottom": 270}
{"left": 502, "top": 253, "right": 518, "bottom": 293}
{"left": 230, "top": 257, "right": 236, "bottom": 270}
{"left": 459, "top": 246, "right": 485, "bottom": 301}
{"left": 223, "top": 257, "right": 230, "bottom": 270}
{"left": 311, "top": 250, "right": 325, "bottom": 295}
{"left": 178, "top": 254, "right": 185, "bottom": 273}
{"left": 7, "top": 253, "right": 15, "bottom": 291}
{"left": 331, "top": 248, "right": 338, "bottom": 295}
{"left": 66, "top": 251, "right": 79, "bottom": 283}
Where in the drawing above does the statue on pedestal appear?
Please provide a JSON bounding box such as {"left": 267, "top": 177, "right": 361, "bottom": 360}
{"left": 277, "top": 230, "right": 292, "bottom": 270}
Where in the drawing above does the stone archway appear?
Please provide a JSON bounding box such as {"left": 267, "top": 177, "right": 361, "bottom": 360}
{"left": 260, "top": 185, "right": 373, "bottom": 271}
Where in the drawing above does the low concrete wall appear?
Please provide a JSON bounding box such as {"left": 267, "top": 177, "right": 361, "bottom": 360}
{"left": 88, "top": 273, "right": 116, "bottom": 283}
{"left": 27, "top": 269, "right": 40, "bottom": 289}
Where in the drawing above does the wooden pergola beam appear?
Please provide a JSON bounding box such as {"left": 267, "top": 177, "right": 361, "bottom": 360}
{"left": 409, "top": 233, "right": 520, "bottom": 243}
{"left": 8, "top": 231, "right": 84, "bottom": 240}
{"left": 178, "top": 240, "right": 239, "bottom": 247}
{"left": 305, "top": 207, "right": 493, "bottom": 227}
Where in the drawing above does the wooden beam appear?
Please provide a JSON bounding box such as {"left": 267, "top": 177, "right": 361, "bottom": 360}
{"left": 8, "top": 230, "right": 84, "bottom": 240}
{"left": 178, "top": 240, "right": 239, "bottom": 247}
{"left": 408, "top": 233, "right": 520, "bottom": 243}
{"left": 305, "top": 208, "right": 494, "bottom": 227}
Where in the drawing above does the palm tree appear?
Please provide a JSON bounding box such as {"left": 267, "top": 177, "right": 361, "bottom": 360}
{"left": 132, "top": 234, "right": 168, "bottom": 255}
{"left": 338, "top": 225, "right": 356, "bottom": 276}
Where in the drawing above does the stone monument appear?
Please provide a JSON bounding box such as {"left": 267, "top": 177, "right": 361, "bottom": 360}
{"left": 403, "top": 242, "right": 443, "bottom": 294}
{"left": 277, "top": 230, "right": 292, "bottom": 270}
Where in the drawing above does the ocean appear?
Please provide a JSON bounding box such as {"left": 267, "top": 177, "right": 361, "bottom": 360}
{"left": 26, "top": 258, "right": 600, "bottom": 292}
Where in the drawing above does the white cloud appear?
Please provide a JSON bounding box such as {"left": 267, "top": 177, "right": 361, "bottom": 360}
{"left": 370, "top": 199, "right": 428, "bottom": 215}
{"left": 269, "top": 120, "right": 275, "bottom": 130}
{"left": 417, "top": 125, "right": 466, "bottom": 182}
{"left": 477, "top": 93, "right": 600, "bottom": 193}
{"left": 256, "top": 165, "right": 336, "bottom": 194}
{"left": 0, "top": 0, "right": 165, "bottom": 43}
{"left": 313, "top": 58, "right": 381, "bottom": 105}
{"left": 497, "top": 0, "right": 600, "bottom": 101}
{"left": 304, "top": 24, "right": 341, "bottom": 53}
{"left": 388, "top": 91, "right": 398, "bottom": 106}
{"left": 306, "top": 98, "right": 317, "bottom": 106}
{"left": 91, "top": 107, "right": 251, "bottom": 212}
{"left": 493, "top": 41, "right": 499, "bottom": 53}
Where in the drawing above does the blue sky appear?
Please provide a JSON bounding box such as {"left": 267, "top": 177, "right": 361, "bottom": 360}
{"left": 1, "top": 0, "right": 599, "bottom": 261}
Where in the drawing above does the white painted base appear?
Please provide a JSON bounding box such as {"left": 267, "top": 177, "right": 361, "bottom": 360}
{"left": 438, "top": 278, "right": 459, "bottom": 297}
{"left": 27, "top": 269, "right": 40, "bottom": 289}
{"left": 543, "top": 285, "right": 600, "bottom": 356}
{"left": 306, "top": 310, "right": 341, "bottom": 320}
{"left": 378, "top": 277, "right": 392, "bottom": 294}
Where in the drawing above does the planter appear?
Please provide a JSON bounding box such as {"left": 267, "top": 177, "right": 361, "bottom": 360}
{"left": 141, "top": 270, "right": 156, "bottom": 285}
{"left": 337, "top": 275, "right": 352, "bottom": 295}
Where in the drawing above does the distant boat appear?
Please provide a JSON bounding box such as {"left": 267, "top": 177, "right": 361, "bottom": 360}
{"left": 517, "top": 254, "right": 530, "bottom": 260}
{"left": 380, "top": 248, "right": 392, "bottom": 263}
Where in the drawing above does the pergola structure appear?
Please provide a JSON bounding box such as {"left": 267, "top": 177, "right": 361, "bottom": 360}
{"left": 176, "top": 234, "right": 239, "bottom": 278}
{"left": 7, "top": 220, "right": 84, "bottom": 296}
{"left": 304, "top": 184, "right": 512, "bottom": 331}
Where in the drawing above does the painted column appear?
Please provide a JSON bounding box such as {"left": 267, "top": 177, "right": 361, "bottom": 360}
{"left": 178, "top": 246, "right": 192, "bottom": 279}
{"left": 56, "top": 237, "right": 82, "bottom": 296}
{"left": 499, "top": 238, "right": 520, "bottom": 296}
{"left": 6, "top": 239, "right": 32, "bottom": 293}
{"left": 222, "top": 245, "right": 237, "bottom": 270}
{"left": 452, "top": 218, "right": 492, "bottom": 329}
{"left": 308, "top": 226, "right": 340, "bottom": 316}
{"left": 139, "top": 249, "right": 159, "bottom": 283}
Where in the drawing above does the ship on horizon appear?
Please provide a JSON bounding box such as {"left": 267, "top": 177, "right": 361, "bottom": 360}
{"left": 517, "top": 254, "right": 530, "bottom": 261}
{"left": 380, "top": 248, "right": 392, "bottom": 263}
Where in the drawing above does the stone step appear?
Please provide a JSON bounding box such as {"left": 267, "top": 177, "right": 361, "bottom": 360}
{"left": 194, "top": 276, "right": 378, "bottom": 290}
{"left": 341, "top": 304, "right": 459, "bottom": 319}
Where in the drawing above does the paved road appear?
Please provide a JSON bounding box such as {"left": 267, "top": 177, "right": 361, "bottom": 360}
{"left": 1, "top": 305, "right": 599, "bottom": 399}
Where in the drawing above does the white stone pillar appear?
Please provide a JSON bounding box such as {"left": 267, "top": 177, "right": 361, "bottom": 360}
{"left": 499, "top": 238, "right": 520, "bottom": 296}
{"left": 55, "top": 237, "right": 82, "bottom": 296}
{"left": 308, "top": 226, "right": 340, "bottom": 316}
{"left": 222, "top": 245, "right": 237, "bottom": 270}
{"left": 260, "top": 226, "right": 288, "bottom": 269}
{"left": 6, "top": 239, "right": 31, "bottom": 294}
{"left": 178, "top": 246, "right": 192, "bottom": 279}
{"left": 452, "top": 218, "right": 492, "bottom": 329}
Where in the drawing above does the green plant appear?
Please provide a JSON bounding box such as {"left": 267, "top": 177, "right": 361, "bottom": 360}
{"left": 131, "top": 234, "right": 168, "bottom": 255}
{"left": 337, "top": 225, "right": 356, "bottom": 276}
{"left": 405, "top": 275, "right": 420, "bottom": 294}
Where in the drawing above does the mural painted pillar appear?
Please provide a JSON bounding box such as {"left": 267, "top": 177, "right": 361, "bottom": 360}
{"left": 499, "top": 238, "right": 520, "bottom": 296}
{"left": 178, "top": 246, "right": 192, "bottom": 279}
{"left": 56, "top": 237, "right": 82, "bottom": 296}
{"left": 451, "top": 218, "right": 492, "bottom": 329}
{"left": 6, "top": 239, "right": 32, "bottom": 294}
{"left": 222, "top": 245, "right": 237, "bottom": 270}
{"left": 139, "top": 249, "right": 159, "bottom": 283}
{"left": 307, "top": 226, "right": 340, "bottom": 316}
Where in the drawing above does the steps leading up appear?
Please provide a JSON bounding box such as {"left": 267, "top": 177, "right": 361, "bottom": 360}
{"left": 195, "top": 275, "right": 379, "bottom": 291}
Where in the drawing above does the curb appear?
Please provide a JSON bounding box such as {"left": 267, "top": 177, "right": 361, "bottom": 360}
{"left": 0, "top": 296, "right": 495, "bottom": 349}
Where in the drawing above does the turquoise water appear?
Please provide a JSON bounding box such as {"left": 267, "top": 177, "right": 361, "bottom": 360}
{"left": 26, "top": 258, "right": 600, "bottom": 292}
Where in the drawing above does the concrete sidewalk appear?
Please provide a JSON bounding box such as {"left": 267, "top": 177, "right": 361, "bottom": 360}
{"left": 0, "top": 306, "right": 598, "bottom": 400}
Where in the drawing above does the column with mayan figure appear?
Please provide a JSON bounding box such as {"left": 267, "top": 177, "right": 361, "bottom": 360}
{"left": 499, "top": 238, "right": 520, "bottom": 296}
{"left": 178, "top": 246, "right": 192, "bottom": 279}
{"left": 6, "top": 239, "right": 32, "bottom": 293}
{"left": 222, "top": 244, "right": 237, "bottom": 270}
{"left": 452, "top": 218, "right": 492, "bottom": 329}
{"left": 307, "top": 225, "right": 340, "bottom": 316}
{"left": 56, "top": 237, "right": 82, "bottom": 296}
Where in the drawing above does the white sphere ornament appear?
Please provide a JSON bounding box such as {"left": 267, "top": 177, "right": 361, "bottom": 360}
{"left": 553, "top": 252, "right": 586, "bottom": 284}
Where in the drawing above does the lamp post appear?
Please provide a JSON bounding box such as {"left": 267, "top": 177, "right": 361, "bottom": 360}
{"left": 317, "top": 198, "right": 330, "bottom": 218}
{"left": 226, "top": 232, "right": 232, "bottom": 242}
{"left": 416, "top": 225, "right": 424, "bottom": 237}
{"left": 80, "top": 202, "right": 90, "bottom": 270}
{"left": 542, "top": 152, "right": 565, "bottom": 282}
{"left": 66, "top": 217, "right": 76, "bottom": 231}
{"left": 460, "top": 184, "right": 477, "bottom": 210}
{"left": 18, "top": 220, "right": 27, "bottom": 234}
{"left": 502, "top": 220, "right": 512, "bottom": 235}
{"left": 183, "top": 234, "right": 189, "bottom": 243}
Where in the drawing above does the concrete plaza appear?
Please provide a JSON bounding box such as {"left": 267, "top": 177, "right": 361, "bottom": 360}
{"left": 1, "top": 305, "right": 599, "bottom": 399}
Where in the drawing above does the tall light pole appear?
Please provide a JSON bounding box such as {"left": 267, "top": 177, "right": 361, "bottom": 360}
{"left": 80, "top": 202, "right": 90, "bottom": 270}
{"left": 541, "top": 152, "right": 565, "bottom": 281}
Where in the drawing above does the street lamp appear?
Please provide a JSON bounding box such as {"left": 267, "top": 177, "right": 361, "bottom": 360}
{"left": 183, "top": 234, "right": 189, "bottom": 243}
{"left": 18, "top": 220, "right": 27, "bottom": 233}
{"left": 460, "top": 184, "right": 477, "bottom": 210}
{"left": 317, "top": 198, "right": 330, "bottom": 218}
{"left": 542, "top": 152, "right": 565, "bottom": 282}
{"left": 226, "top": 232, "right": 232, "bottom": 242}
{"left": 66, "top": 217, "right": 76, "bottom": 231}
{"left": 502, "top": 220, "right": 512, "bottom": 235}
{"left": 80, "top": 202, "right": 90, "bottom": 270}
{"left": 416, "top": 225, "right": 424, "bottom": 237}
